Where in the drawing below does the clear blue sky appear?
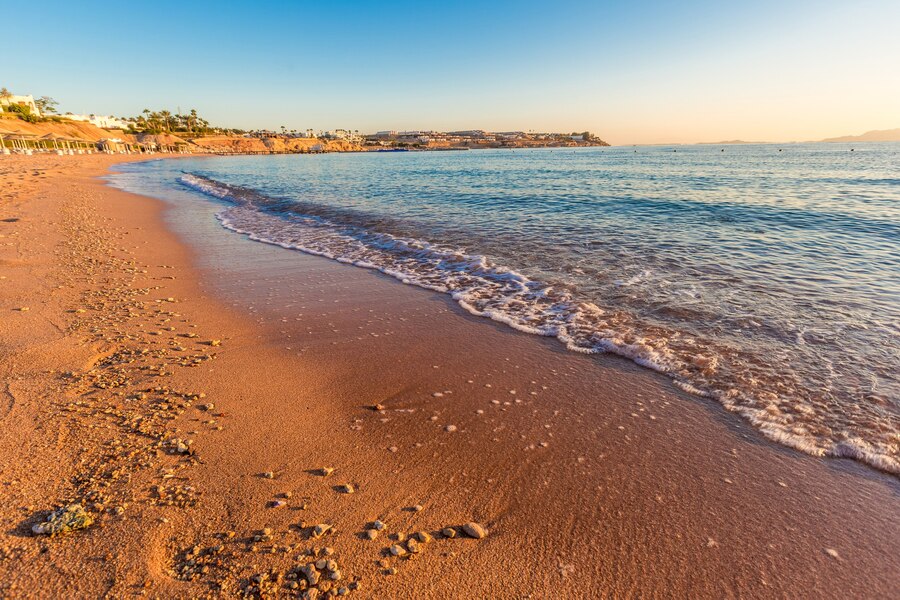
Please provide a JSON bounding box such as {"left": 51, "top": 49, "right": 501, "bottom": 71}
{"left": 3, "top": 0, "right": 898, "bottom": 144}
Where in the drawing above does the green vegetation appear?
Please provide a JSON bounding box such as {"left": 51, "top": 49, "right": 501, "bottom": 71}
{"left": 5, "top": 103, "right": 40, "bottom": 123}
{"left": 128, "top": 108, "right": 243, "bottom": 136}
{"left": 36, "top": 96, "right": 59, "bottom": 114}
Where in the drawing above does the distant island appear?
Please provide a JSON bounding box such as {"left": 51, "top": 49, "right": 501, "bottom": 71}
{"left": 820, "top": 128, "right": 900, "bottom": 143}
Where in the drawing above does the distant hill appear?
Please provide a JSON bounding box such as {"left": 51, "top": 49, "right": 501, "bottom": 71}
{"left": 821, "top": 128, "right": 900, "bottom": 143}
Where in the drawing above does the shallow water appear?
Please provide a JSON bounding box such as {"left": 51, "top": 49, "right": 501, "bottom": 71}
{"left": 111, "top": 143, "right": 900, "bottom": 474}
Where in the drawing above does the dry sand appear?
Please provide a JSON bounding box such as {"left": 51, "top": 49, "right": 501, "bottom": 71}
{"left": 0, "top": 154, "right": 897, "bottom": 599}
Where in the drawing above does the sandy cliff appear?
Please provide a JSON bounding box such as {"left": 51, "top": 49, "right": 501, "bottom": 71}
{"left": 188, "top": 136, "right": 364, "bottom": 153}
{"left": 0, "top": 115, "right": 130, "bottom": 141}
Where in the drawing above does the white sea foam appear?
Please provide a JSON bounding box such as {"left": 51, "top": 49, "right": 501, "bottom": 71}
{"left": 178, "top": 173, "right": 900, "bottom": 476}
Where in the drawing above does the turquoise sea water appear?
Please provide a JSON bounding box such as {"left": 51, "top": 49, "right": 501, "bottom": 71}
{"left": 111, "top": 143, "right": 900, "bottom": 474}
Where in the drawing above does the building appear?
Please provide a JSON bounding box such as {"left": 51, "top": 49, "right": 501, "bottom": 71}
{"left": 61, "top": 114, "right": 132, "bottom": 130}
{"left": 0, "top": 94, "right": 41, "bottom": 116}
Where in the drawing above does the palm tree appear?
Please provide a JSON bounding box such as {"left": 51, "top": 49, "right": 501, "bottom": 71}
{"left": 158, "top": 110, "right": 173, "bottom": 132}
{"left": 186, "top": 109, "right": 198, "bottom": 133}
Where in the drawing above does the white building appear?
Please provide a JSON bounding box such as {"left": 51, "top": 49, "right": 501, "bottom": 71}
{"left": 0, "top": 94, "right": 41, "bottom": 116}
{"left": 61, "top": 113, "right": 132, "bottom": 130}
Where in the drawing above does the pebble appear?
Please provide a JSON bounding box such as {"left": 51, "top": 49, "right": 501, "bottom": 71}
{"left": 407, "top": 539, "right": 422, "bottom": 554}
{"left": 445, "top": 425, "right": 457, "bottom": 433}
{"left": 442, "top": 527, "right": 457, "bottom": 539}
{"left": 373, "top": 520, "right": 386, "bottom": 531}
{"left": 462, "top": 522, "right": 487, "bottom": 539}
{"left": 389, "top": 544, "right": 406, "bottom": 557}
{"left": 415, "top": 531, "right": 432, "bottom": 543}
{"left": 319, "top": 467, "right": 334, "bottom": 477}
{"left": 312, "top": 523, "right": 331, "bottom": 538}
{"left": 366, "top": 529, "right": 378, "bottom": 540}
{"left": 825, "top": 548, "right": 840, "bottom": 559}
{"left": 338, "top": 484, "right": 354, "bottom": 494}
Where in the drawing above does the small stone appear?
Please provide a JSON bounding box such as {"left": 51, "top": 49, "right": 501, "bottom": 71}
{"left": 373, "top": 520, "right": 386, "bottom": 531}
{"left": 262, "top": 471, "right": 275, "bottom": 479}
{"left": 371, "top": 403, "right": 385, "bottom": 411}
{"left": 301, "top": 564, "right": 320, "bottom": 585}
{"left": 442, "top": 527, "right": 457, "bottom": 539}
{"left": 462, "top": 522, "right": 487, "bottom": 539}
{"left": 445, "top": 425, "right": 457, "bottom": 433}
{"left": 312, "top": 524, "right": 331, "bottom": 538}
{"left": 389, "top": 544, "right": 406, "bottom": 557}
{"left": 330, "top": 570, "right": 342, "bottom": 581}
{"left": 825, "top": 548, "right": 840, "bottom": 559}
{"left": 407, "top": 539, "right": 421, "bottom": 554}
{"left": 315, "top": 559, "right": 328, "bottom": 570}
{"left": 319, "top": 467, "right": 334, "bottom": 477}
{"left": 271, "top": 500, "right": 287, "bottom": 509}
{"left": 338, "top": 484, "right": 354, "bottom": 494}
{"left": 16, "top": 307, "right": 29, "bottom": 312}
{"left": 303, "top": 587, "right": 319, "bottom": 600}
{"left": 366, "top": 529, "right": 378, "bottom": 540}
{"left": 415, "top": 531, "right": 432, "bottom": 543}
{"left": 412, "top": 504, "right": 423, "bottom": 512}
{"left": 31, "top": 504, "right": 93, "bottom": 536}
{"left": 208, "top": 340, "right": 222, "bottom": 346}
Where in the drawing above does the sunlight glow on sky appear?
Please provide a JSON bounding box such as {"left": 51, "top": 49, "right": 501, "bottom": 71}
{"left": 3, "top": 0, "right": 898, "bottom": 144}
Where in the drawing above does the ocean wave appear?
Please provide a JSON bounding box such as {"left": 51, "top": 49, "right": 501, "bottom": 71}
{"left": 178, "top": 173, "right": 899, "bottom": 476}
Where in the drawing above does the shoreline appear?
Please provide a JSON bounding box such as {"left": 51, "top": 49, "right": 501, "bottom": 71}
{"left": 0, "top": 154, "right": 897, "bottom": 598}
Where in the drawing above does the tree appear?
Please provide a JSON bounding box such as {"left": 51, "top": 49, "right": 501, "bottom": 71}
{"left": 36, "top": 96, "right": 59, "bottom": 114}
{"left": 158, "top": 110, "right": 173, "bottom": 132}
{"left": 0, "top": 87, "right": 11, "bottom": 99}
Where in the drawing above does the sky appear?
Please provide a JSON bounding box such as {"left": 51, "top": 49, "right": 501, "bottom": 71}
{"left": 3, "top": 0, "right": 899, "bottom": 145}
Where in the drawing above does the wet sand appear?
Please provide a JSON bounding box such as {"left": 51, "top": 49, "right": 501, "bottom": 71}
{"left": 0, "top": 154, "right": 897, "bottom": 599}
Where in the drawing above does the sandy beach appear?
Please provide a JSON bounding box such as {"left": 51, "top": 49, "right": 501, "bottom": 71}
{"left": 0, "top": 154, "right": 897, "bottom": 599}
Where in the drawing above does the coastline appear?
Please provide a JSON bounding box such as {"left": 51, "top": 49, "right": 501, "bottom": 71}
{"left": 0, "top": 155, "right": 897, "bottom": 598}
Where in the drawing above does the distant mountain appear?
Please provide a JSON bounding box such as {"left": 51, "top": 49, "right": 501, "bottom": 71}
{"left": 821, "top": 128, "right": 900, "bottom": 143}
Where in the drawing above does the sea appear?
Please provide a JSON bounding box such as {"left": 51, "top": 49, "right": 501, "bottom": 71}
{"left": 110, "top": 143, "right": 900, "bottom": 475}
